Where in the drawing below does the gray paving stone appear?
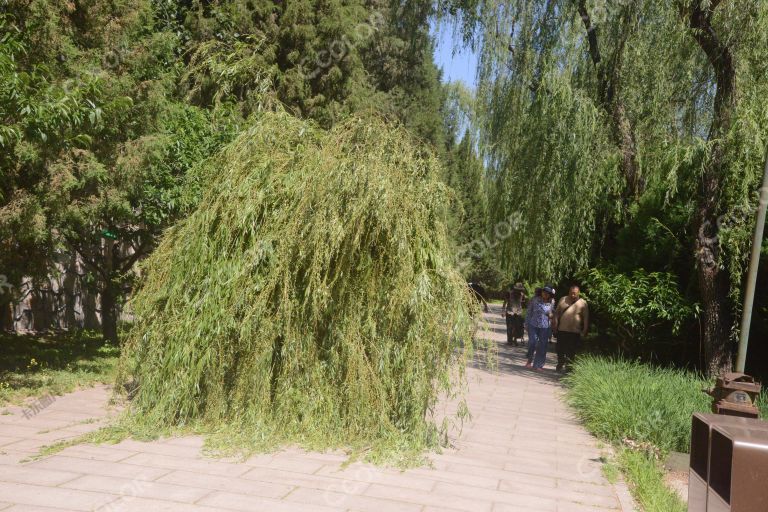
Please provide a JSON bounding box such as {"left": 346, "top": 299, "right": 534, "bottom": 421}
{"left": 59, "top": 444, "right": 139, "bottom": 462}
{"left": 27, "top": 456, "right": 170, "bottom": 481}
{"left": 198, "top": 491, "right": 339, "bottom": 512}
{"left": 118, "top": 452, "right": 251, "bottom": 477}
{"left": 556, "top": 501, "right": 620, "bottom": 512}
{"left": 499, "top": 479, "right": 619, "bottom": 508}
{"left": 314, "top": 464, "right": 437, "bottom": 491}
{"left": 4, "top": 505, "right": 72, "bottom": 511}
{"left": 0, "top": 464, "right": 81, "bottom": 486}
{"left": 0, "top": 438, "right": 23, "bottom": 448}
{"left": 286, "top": 486, "right": 422, "bottom": 512}
{"left": 243, "top": 466, "right": 371, "bottom": 494}
{"left": 3, "top": 435, "right": 80, "bottom": 454}
{"left": 61, "top": 474, "right": 213, "bottom": 503}
{"left": 0, "top": 482, "right": 117, "bottom": 510}
{"left": 434, "top": 480, "right": 557, "bottom": 510}
{"left": 405, "top": 466, "right": 500, "bottom": 489}
{"left": 0, "top": 426, "right": 41, "bottom": 439}
{"left": 95, "top": 496, "right": 225, "bottom": 511}
{"left": 424, "top": 507, "right": 481, "bottom": 512}
{"left": 157, "top": 470, "right": 294, "bottom": 499}
{"left": 492, "top": 504, "right": 545, "bottom": 512}
{"left": 365, "top": 482, "right": 493, "bottom": 512}
{"left": 246, "top": 455, "right": 326, "bottom": 474}
{"left": 556, "top": 478, "right": 619, "bottom": 497}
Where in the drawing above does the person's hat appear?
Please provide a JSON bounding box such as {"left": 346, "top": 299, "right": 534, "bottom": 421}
{"left": 513, "top": 282, "right": 525, "bottom": 291}
{"left": 542, "top": 286, "right": 555, "bottom": 295}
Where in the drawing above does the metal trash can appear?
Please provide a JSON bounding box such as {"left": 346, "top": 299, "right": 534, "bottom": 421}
{"left": 688, "top": 413, "right": 768, "bottom": 512}
{"left": 708, "top": 373, "right": 762, "bottom": 418}
{"left": 707, "top": 425, "right": 768, "bottom": 512}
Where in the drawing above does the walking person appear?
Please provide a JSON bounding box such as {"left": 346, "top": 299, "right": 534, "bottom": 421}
{"left": 501, "top": 283, "right": 526, "bottom": 345}
{"left": 553, "top": 285, "right": 589, "bottom": 372}
{"left": 525, "top": 286, "right": 554, "bottom": 371}
{"left": 525, "top": 287, "right": 540, "bottom": 359}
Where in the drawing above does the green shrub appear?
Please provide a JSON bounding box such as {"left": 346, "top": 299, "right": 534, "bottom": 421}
{"left": 118, "top": 112, "right": 477, "bottom": 461}
{"left": 563, "top": 356, "right": 711, "bottom": 453}
{"left": 578, "top": 266, "right": 698, "bottom": 350}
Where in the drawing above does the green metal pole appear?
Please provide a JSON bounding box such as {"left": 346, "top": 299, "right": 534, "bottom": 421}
{"left": 736, "top": 140, "right": 768, "bottom": 373}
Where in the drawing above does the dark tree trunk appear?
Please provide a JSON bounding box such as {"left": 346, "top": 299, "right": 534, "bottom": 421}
{"left": 63, "top": 252, "right": 78, "bottom": 328}
{"left": 31, "top": 288, "right": 52, "bottom": 331}
{"left": 0, "top": 301, "right": 11, "bottom": 331}
{"left": 65, "top": 229, "right": 148, "bottom": 342}
{"left": 101, "top": 240, "right": 121, "bottom": 343}
{"left": 686, "top": 0, "right": 736, "bottom": 376}
{"left": 101, "top": 283, "right": 118, "bottom": 343}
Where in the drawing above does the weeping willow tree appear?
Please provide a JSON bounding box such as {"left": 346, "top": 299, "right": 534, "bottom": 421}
{"left": 117, "top": 111, "right": 477, "bottom": 459}
{"left": 442, "top": 0, "right": 625, "bottom": 279}
{"left": 480, "top": 68, "right": 621, "bottom": 279}
{"left": 442, "top": 0, "right": 768, "bottom": 374}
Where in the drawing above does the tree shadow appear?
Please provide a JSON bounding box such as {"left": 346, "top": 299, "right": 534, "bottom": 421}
{"left": 0, "top": 330, "right": 118, "bottom": 393}
{"left": 472, "top": 304, "right": 564, "bottom": 385}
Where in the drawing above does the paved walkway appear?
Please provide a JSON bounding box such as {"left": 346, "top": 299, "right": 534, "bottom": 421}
{"left": 0, "top": 305, "right": 636, "bottom": 511}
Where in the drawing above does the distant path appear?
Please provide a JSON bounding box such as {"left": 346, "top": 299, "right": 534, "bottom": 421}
{"left": 0, "top": 305, "right": 636, "bottom": 511}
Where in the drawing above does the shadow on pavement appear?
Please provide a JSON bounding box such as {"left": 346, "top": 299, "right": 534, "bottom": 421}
{"left": 471, "top": 304, "right": 564, "bottom": 385}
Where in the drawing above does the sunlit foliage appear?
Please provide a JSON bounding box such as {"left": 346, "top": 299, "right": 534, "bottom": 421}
{"left": 118, "top": 112, "right": 477, "bottom": 460}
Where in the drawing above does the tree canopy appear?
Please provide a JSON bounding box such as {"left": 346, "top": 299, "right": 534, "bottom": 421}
{"left": 0, "top": 0, "right": 451, "bottom": 339}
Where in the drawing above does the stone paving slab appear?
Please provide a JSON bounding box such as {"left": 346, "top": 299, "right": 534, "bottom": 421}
{"left": 0, "top": 306, "right": 637, "bottom": 511}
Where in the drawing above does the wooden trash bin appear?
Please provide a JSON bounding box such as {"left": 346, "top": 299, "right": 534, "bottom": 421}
{"left": 688, "top": 413, "right": 768, "bottom": 512}
{"left": 707, "top": 425, "right": 768, "bottom": 512}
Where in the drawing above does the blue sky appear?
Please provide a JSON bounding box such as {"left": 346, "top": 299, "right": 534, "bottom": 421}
{"left": 431, "top": 22, "right": 478, "bottom": 88}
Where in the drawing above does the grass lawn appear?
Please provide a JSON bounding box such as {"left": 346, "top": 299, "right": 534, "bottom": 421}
{"left": 0, "top": 330, "right": 118, "bottom": 406}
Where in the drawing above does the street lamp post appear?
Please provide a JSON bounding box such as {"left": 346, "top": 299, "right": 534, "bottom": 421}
{"left": 735, "top": 140, "right": 768, "bottom": 373}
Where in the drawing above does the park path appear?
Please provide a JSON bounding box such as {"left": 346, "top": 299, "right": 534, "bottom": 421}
{"left": 0, "top": 305, "right": 636, "bottom": 511}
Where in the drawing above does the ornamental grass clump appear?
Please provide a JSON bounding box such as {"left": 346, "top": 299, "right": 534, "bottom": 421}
{"left": 563, "top": 356, "right": 712, "bottom": 453}
{"left": 118, "top": 111, "right": 476, "bottom": 459}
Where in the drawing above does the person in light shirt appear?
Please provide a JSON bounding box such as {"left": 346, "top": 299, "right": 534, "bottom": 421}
{"left": 525, "top": 286, "right": 554, "bottom": 371}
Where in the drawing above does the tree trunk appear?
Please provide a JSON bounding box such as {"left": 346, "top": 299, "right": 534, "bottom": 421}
{"left": 686, "top": 0, "right": 736, "bottom": 376}
{"left": 63, "top": 252, "right": 78, "bottom": 329}
{"left": 697, "top": 238, "right": 733, "bottom": 375}
{"left": 101, "top": 283, "right": 118, "bottom": 343}
{"left": 0, "top": 301, "right": 11, "bottom": 331}
{"left": 611, "top": 100, "right": 641, "bottom": 199}
{"left": 696, "top": 147, "right": 734, "bottom": 374}
{"left": 101, "top": 240, "right": 120, "bottom": 343}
